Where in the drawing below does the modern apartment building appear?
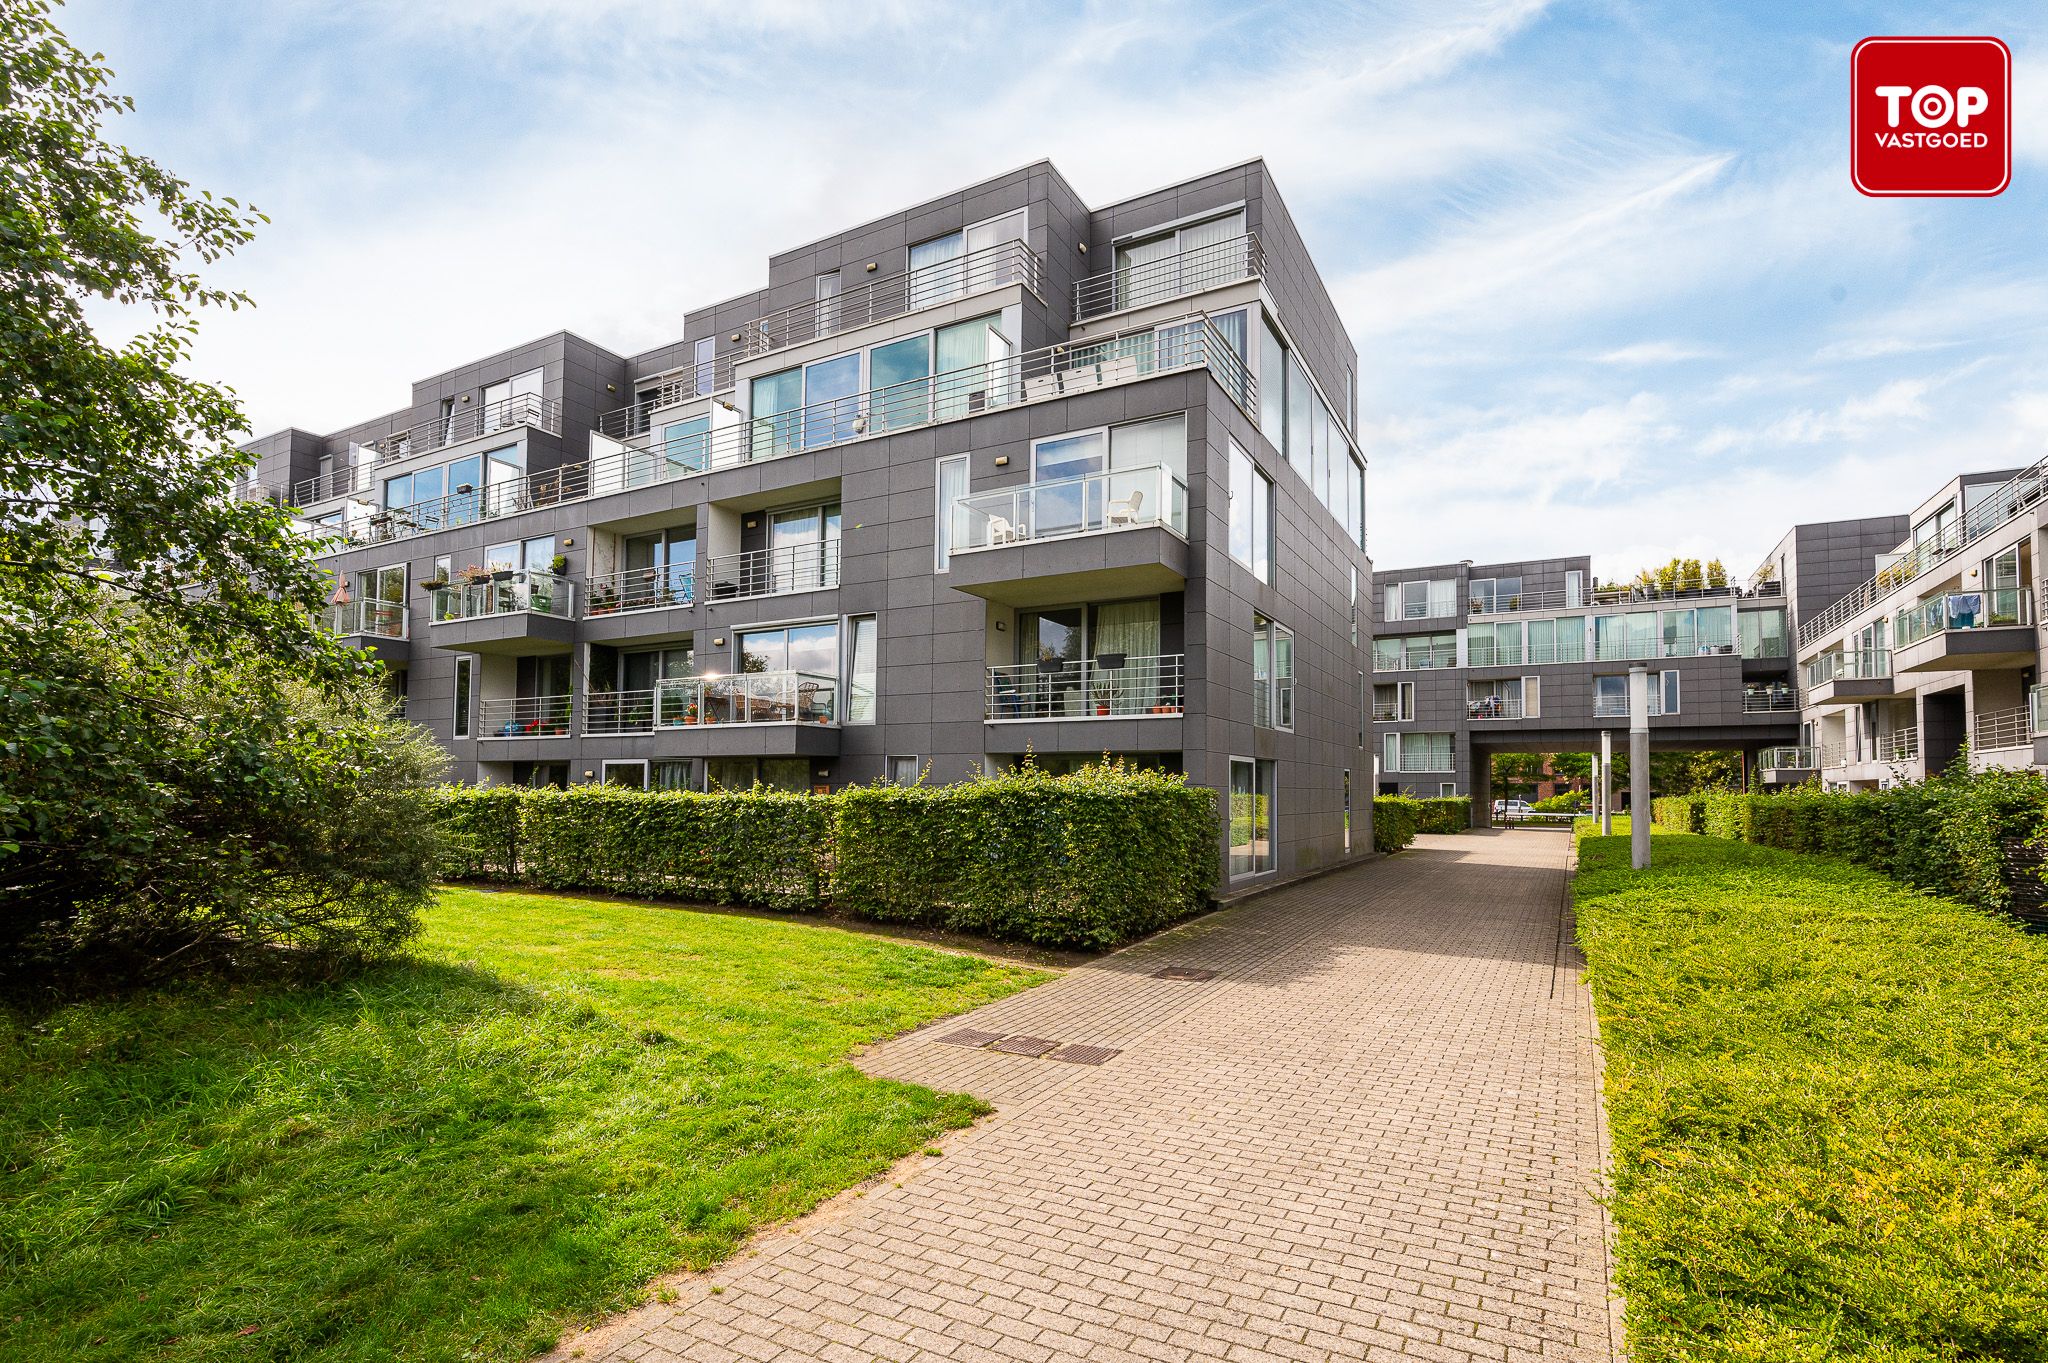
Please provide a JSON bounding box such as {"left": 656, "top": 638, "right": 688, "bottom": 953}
{"left": 1370, "top": 555, "right": 1799, "bottom": 815}
{"left": 241, "top": 159, "right": 1375, "bottom": 891}
{"left": 1778, "top": 464, "right": 2047, "bottom": 789}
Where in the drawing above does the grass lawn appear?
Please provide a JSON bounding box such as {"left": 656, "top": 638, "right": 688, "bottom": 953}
{"left": 1575, "top": 830, "right": 2048, "bottom": 1362}
{"left": 1, "top": 887, "right": 1046, "bottom": 1362}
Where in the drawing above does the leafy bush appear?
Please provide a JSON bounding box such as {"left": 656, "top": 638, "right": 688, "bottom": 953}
{"left": 1412, "top": 797, "right": 1471, "bottom": 833}
{"left": 1532, "top": 791, "right": 1587, "bottom": 814}
{"left": 1649, "top": 766, "right": 2048, "bottom": 912}
{"left": 1373, "top": 796, "right": 1421, "bottom": 852}
{"left": 0, "top": 595, "right": 448, "bottom": 987}
{"left": 835, "top": 762, "right": 1217, "bottom": 949}
{"left": 433, "top": 762, "right": 1220, "bottom": 951}
{"left": 1576, "top": 830, "right": 2048, "bottom": 1360}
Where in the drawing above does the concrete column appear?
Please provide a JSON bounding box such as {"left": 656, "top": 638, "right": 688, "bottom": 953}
{"left": 1630, "top": 664, "right": 1651, "bottom": 870}
{"left": 1599, "top": 732, "right": 1613, "bottom": 835}
{"left": 1471, "top": 753, "right": 1492, "bottom": 829}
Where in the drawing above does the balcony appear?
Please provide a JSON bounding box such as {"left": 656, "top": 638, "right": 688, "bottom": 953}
{"left": 479, "top": 695, "right": 573, "bottom": 740}
{"left": 985, "top": 654, "right": 1186, "bottom": 721}
{"left": 584, "top": 565, "right": 694, "bottom": 618}
{"left": 1741, "top": 685, "right": 1800, "bottom": 714}
{"left": 1820, "top": 741, "right": 1847, "bottom": 769}
{"left": 1592, "top": 692, "right": 1667, "bottom": 719}
{"left": 1800, "top": 453, "right": 2048, "bottom": 647}
{"left": 319, "top": 314, "right": 1252, "bottom": 555}
{"left": 596, "top": 358, "right": 743, "bottom": 441}
{"left": 746, "top": 240, "right": 1042, "bottom": 357}
{"left": 1758, "top": 746, "right": 1817, "bottom": 773}
{"left": 1972, "top": 706, "right": 2031, "bottom": 754}
{"left": 1877, "top": 725, "right": 1922, "bottom": 763}
{"left": 1371, "top": 702, "right": 1406, "bottom": 721}
{"left": 582, "top": 673, "right": 843, "bottom": 757}
{"left": 1377, "top": 643, "right": 1459, "bottom": 672}
{"left": 1893, "top": 588, "right": 2035, "bottom": 672}
{"left": 699, "top": 542, "right": 840, "bottom": 604}
{"left": 428, "top": 570, "right": 576, "bottom": 655}
{"left": 292, "top": 394, "right": 563, "bottom": 506}
{"left": 1073, "top": 233, "right": 1263, "bottom": 322}
{"left": 1467, "top": 580, "right": 1770, "bottom": 617}
{"left": 1591, "top": 631, "right": 1740, "bottom": 663}
{"left": 1465, "top": 696, "right": 1526, "bottom": 720}
{"left": 322, "top": 599, "right": 409, "bottom": 662}
{"left": 1803, "top": 649, "right": 1902, "bottom": 705}
{"left": 322, "top": 599, "right": 407, "bottom": 640}
{"left": 945, "top": 465, "right": 1190, "bottom": 608}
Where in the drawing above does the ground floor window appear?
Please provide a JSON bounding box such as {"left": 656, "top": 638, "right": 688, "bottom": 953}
{"left": 653, "top": 760, "right": 695, "bottom": 790}
{"left": 601, "top": 760, "right": 648, "bottom": 788}
{"left": 887, "top": 754, "right": 921, "bottom": 784}
{"left": 706, "top": 757, "right": 814, "bottom": 792}
{"left": 1228, "top": 757, "right": 1274, "bottom": 878}
{"left": 511, "top": 761, "right": 568, "bottom": 789}
{"left": 1440, "top": 782, "right": 1458, "bottom": 798}
{"left": 997, "top": 751, "right": 1181, "bottom": 778}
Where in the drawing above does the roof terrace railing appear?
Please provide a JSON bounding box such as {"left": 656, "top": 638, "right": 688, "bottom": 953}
{"left": 292, "top": 393, "right": 563, "bottom": 505}
{"left": 323, "top": 313, "right": 1253, "bottom": 554}
{"left": 1466, "top": 580, "right": 1770, "bottom": 616}
{"left": 1799, "top": 453, "right": 2048, "bottom": 647}
{"left": 1073, "top": 233, "right": 1264, "bottom": 322}
{"left": 744, "top": 239, "right": 1042, "bottom": 359}
{"left": 595, "top": 354, "right": 743, "bottom": 440}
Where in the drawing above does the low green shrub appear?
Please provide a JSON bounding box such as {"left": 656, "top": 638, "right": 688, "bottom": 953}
{"left": 1575, "top": 830, "right": 2048, "bottom": 1360}
{"left": 1412, "top": 797, "right": 1471, "bottom": 833}
{"left": 1373, "top": 796, "right": 1421, "bottom": 853}
{"left": 1532, "top": 791, "right": 1587, "bottom": 814}
{"left": 1650, "top": 766, "right": 2048, "bottom": 913}
{"left": 430, "top": 763, "right": 1219, "bottom": 950}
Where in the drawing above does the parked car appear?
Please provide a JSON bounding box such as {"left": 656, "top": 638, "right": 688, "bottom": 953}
{"left": 1492, "top": 799, "right": 1535, "bottom": 820}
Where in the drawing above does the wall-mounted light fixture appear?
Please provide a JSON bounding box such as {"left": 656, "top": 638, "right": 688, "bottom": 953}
{"left": 730, "top": 332, "right": 741, "bottom": 343}
{"left": 606, "top": 383, "right": 616, "bottom": 393}
{"left": 712, "top": 636, "right": 726, "bottom": 647}
{"left": 461, "top": 393, "right": 472, "bottom": 402}
{"left": 562, "top": 537, "right": 574, "bottom": 547}
{"left": 1078, "top": 242, "right": 1088, "bottom": 254}
{"left": 582, "top": 770, "right": 595, "bottom": 780}
{"left": 714, "top": 397, "right": 739, "bottom": 413}
{"left": 994, "top": 619, "right": 1006, "bottom": 632}
{"left": 993, "top": 455, "right": 1010, "bottom": 467}
{"left": 865, "top": 262, "right": 878, "bottom": 272}
{"left": 745, "top": 518, "right": 757, "bottom": 529}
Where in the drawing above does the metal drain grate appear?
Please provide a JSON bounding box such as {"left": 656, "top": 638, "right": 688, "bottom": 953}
{"left": 1048, "top": 1044, "right": 1121, "bottom": 1066}
{"left": 933, "top": 1028, "right": 1005, "bottom": 1048}
{"left": 989, "top": 1035, "right": 1061, "bottom": 1057}
{"left": 1151, "top": 966, "right": 1218, "bottom": 981}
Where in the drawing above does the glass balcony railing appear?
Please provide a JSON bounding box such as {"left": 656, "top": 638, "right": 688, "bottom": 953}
{"left": 2034, "top": 684, "right": 2048, "bottom": 739}
{"left": 321, "top": 599, "right": 407, "bottom": 639}
{"left": 1805, "top": 649, "right": 1891, "bottom": 687}
{"left": 430, "top": 569, "right": 574, "bottom": 623}
{"left": 949, "top": 464, "right": 1188, "bottom": 554}
{"left": 479, "top": 695, "right": 572, "bottom": 739}
{"left": 1758, "top": 746, "right": 1816, "bottom": 770}
{"left": 985, "top": 654, "right": 1186, "bottom": 720}
{"left": 1893, "top": 587, "right": 2031, "bottom": 648}
{"left": 1375, "top": 643, "right": 1458, "bottom": 671}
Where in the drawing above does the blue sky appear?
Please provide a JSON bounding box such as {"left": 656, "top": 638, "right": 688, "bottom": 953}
{"left": 62, "top": 0, "right": 2048, "bottom": 578}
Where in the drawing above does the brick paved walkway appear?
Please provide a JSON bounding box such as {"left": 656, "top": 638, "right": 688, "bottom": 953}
{"left": 551, "top": 830, "right": 1617, "bottom": 1363}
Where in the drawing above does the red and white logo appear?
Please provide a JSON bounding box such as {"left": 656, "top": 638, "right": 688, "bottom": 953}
{"left": 1852, "top": 36, "right": 2011, "bottom": 197}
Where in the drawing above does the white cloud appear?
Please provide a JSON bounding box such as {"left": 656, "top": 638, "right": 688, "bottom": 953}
{"left": 1591, "top": 341, "right": 1723, "bottom": 365}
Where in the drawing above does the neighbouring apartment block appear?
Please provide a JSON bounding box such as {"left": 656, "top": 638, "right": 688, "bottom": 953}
{"left": 240, "top": 159, "right": 1375, "bottom": 891}
{"left": 1777, "top": 467, "right": 2046, "bottom": 789}
{"left": 1369, "top": 555, "right": 1799, "bottom": 816}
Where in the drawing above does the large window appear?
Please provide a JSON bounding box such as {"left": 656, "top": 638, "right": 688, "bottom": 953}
{"left": 1393, "top": 579, "right": 1458, "bottom": 620}
{"left": 1467, "top": 620, "right": 1523, "bottom": 667}
{"left": 452, "top": 656, "right": 472, "bottom": 739}
{"left": 1252, "top": 614, "right": 1293, "bottom": 730}
{"left": 1112, "top": 210, "right": 1244, "bottom": 311}
{"left": 908, "top": 210, "right": 1025, "bottom": 308}
{"left": 1374, "top": 681, "right": 1415, "bottom": 721}
{"left": 1469, "top": 577, "right": 1522, "bottom": 612}
{"left": 1258, "top": 317, "right": 1286, "bottom": 449}
{"left": 934, "top": 454, "right": 968, "bottom": 571}
{"left": 1228, "top": 757, "right": 1274, "bottom": 878}
{"left": 846, "top": 614, "right": 878, "bottom": 725}
{"left": 765, "top": 503, "right": 841, "bottom": 593}
{"left": 1284, "top": 352, "right": 1311, "bottom": 472}
{"left": 1382, "top": 732, "right": 1453, "bottom": 773}
{"left": 1529, "top": 616, "right": 1585, "bottom": 663}
{"left": 1227, "top": 440, "right": 1271, "bottom": 579}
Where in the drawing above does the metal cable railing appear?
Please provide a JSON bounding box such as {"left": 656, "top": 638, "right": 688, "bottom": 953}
{"left": 1973, "top": 706, "right": 2030, "bottom": 753}
{"left": 985, "top": 654, "right": 1185, "bottom": 720}
{"left": 698, "top": 541, "right": 841, "bottom": 602}
{"left": 745, "top": 240, "right": 1043, "bottom": 358}
{"left": 1800, "top": 455, "right": 2048, "bottom": 646}
{"left": 292, "top": 394, "right": 562, "bottom": 505}
{"left": 323, "top": 314, "right": 1252, "bottom": 555}
{"left": 595, "top": 355, "right": 744, "bottom": 440}
{"left": 1073, "top": 233, "right": 1264, "bottom": 321}
{"left": 585, "top": 565, "right": 695, "bottom": 616}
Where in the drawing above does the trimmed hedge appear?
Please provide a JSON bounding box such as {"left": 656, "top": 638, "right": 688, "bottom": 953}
{"left": 1652, "top": 767, "right": 2048, "bottom": 911}
{"left": 1373, "top": 796, "right": 1420, "bottom": 852}
{"left": 433, "top": 763, "right": 1220, "bottom": 950}
{"left": 1413, "top": 797, "right": 1471, "bottom": 834}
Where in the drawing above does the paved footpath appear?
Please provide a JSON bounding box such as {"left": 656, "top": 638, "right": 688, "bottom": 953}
{"left": 553, "top": 830, "right": 1618, "bottom": 1363}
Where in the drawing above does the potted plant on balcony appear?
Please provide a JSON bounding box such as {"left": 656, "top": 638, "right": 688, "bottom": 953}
{"left": 588, "top": 581, "right": 619, "bottom": 615}
{"left": 549, "top": 553, "right": 568, "bottom": 577}
{"left": 459, "top": 564, "right": 492, "bottom": 587}
{"left": 1091, "top": 682, "right": 1112, "bottom": 717}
